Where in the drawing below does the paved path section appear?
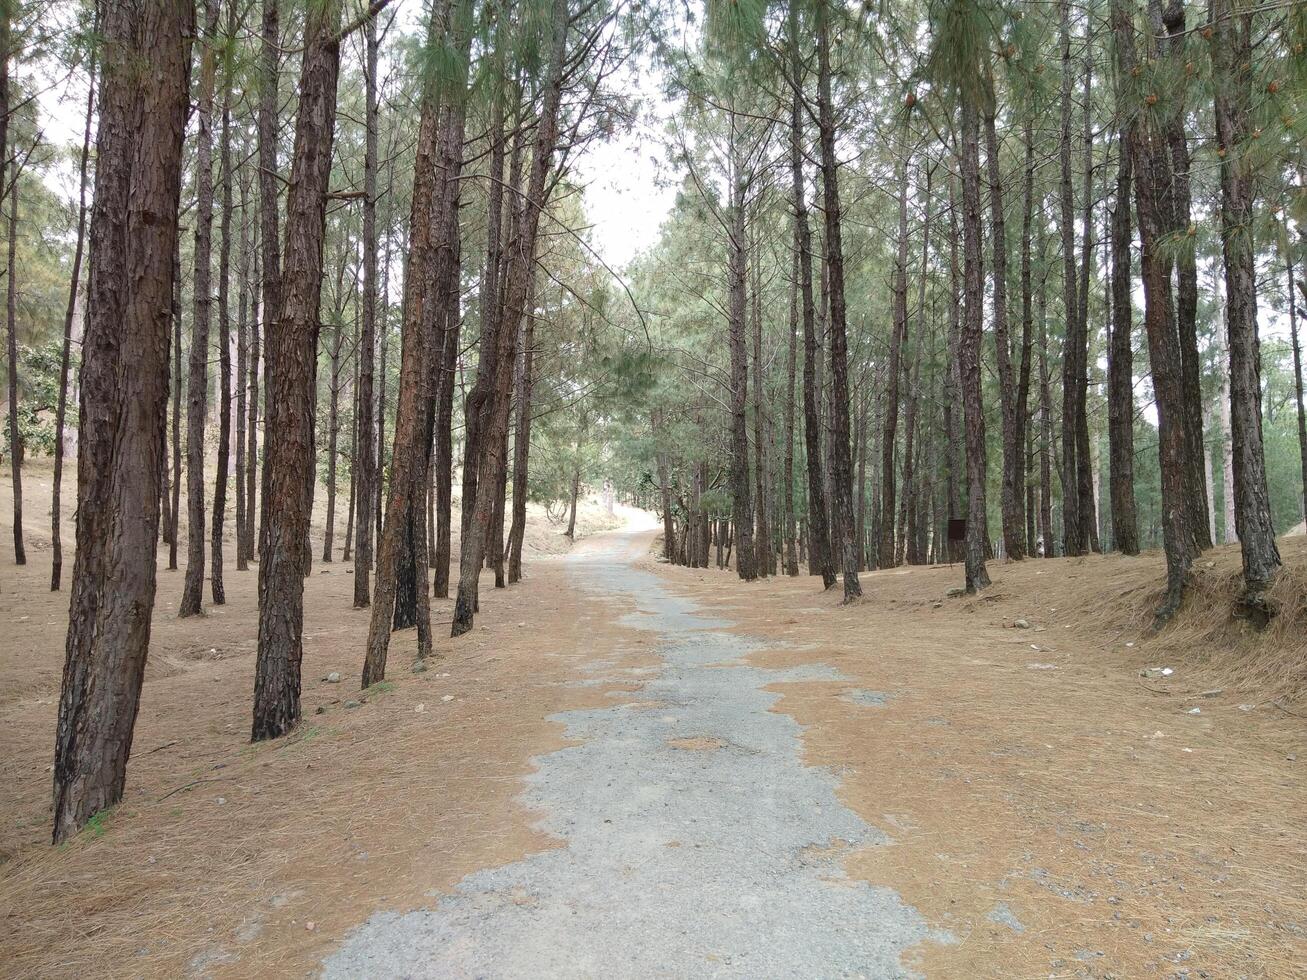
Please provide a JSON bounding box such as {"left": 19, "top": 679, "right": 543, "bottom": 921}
{"left": 323, "top": 529, "right": 939, "bottom": 978}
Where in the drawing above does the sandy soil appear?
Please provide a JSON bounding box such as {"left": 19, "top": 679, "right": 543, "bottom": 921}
{"left": 646, "top": 544, "right": 1307, "bottom": 978}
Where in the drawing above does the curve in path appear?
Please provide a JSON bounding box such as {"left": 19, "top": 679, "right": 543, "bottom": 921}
{"left": 324, "top": 525, "right": 943, "bottom": 978}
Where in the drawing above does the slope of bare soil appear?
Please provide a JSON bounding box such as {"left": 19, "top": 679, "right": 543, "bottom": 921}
{"left": 647, "top": 540, "right": 1307, "bottom": 978}
{"left": 0, "top": 463, "right": 632, "bottom": 978}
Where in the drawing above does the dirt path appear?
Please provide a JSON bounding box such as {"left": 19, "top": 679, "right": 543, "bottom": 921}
{"left": 325, "top": 524, "right": 945, "bottom": 976}
{"left": 2, "top": 499, "right": 1302, "bottom": 978}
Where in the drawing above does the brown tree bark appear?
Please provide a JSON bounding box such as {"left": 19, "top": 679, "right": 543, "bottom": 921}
{"left": 1014, "top": 122, "right": 1035, "bottom": 560}
{"left": 782, "top": 255, "right": 799, "bottom": 576}
{"left": 323, "top": 316, "right": 343, "bottom": 561}
{"left": 880, "top": 162, "right": 909, "bottom": 569}
{"left": 372, "top": 0, "right": 472, "bottom": 667}
{"left": 959, "top": 96, "right": 991, "bottom": 593}
{"left": 1057, "top": 0, "right": 1084, "bottom": 558}
{"left": 1287, "top": 253, "right": 1306, "bottom": 526}
{"left": 726, "top": 116, "right": 756, "bottom": 584}
{"left": 1210, "top": 0, "right": 1280, "bottom": 606}
{"left": 170, "top": 240, "right": 182, "bottom": 571}
{"left": 1036, "top": 231, "right": 1055, "bottom": 556}
{"left": 1111, "top": 0, "right": 1193, "bottom": 622}
{"left": 1107, "top": 129, "right": 1139, "bottom": 555}
{"left": 253, "top": 0, "right": 348, "bottom": 739}
{"left": 244, "top": 225, "right": 261, "bottom": 566}
{"left": 212, "top": 32, "right": 234, "bottom": 604}
{"left": 985, "top": 75, "right": 1025, "bottom": 560}
{"left": 53, "top": 0, "right": 193, "bottom": 842}
{"left": 181, "top": 0, "right": 223, "bottom": 618}
{"left": 507, "top": 282, "right": 536, "bottom": 584}
{"left": 353, "top": 8, "right": 380, "bottom": 607}
{"left": 235, "top": 161, "right": 250, "bottom": 571}
{"left": 814, "top": 0, "right": 861, "bottom": 600}
{"left": 452, "top": 0, "right": 569, "bottom": 637}
{"left": 787, "top": 0, "right": 834, "bottom": 588}
{"left": 751, "top": 246, "right": 771, "bottom": 577}
{"left": 52, "top": 36, "right": 97, "bottom": 590}
{"left": 1160, "top": 1, "right": 1210, "bottom": 552}
{"left": 5, "top": 159, "right": 21, "bottom": 567}
{"left": 256, "top": 0, "right": 282, "bottom": 566}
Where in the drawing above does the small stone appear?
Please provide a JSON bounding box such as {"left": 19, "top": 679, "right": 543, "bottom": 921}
{"left": 215, "top": 797, "right": 226, "bottom": 805}
{"left": 932, "top": 602, "right": 942, "bottom": 609}
{"left": 325, "top": 672, "right": 341, "bottom": 683}
{"left": 1014, "top": 618, "right": 1030, "bottom": 629}
{"left": 1200, "top": 688, "right": 1223, "bottom": 698}
{"left": 1288, "top": 753, "right": 1298, "bottom": 762}
{"left": 315, "top": 705, "right": 326, "bottom": 715}
{"left": 414, "top": 703, "right": 426, "bottom": 713}
{"left": 441, "top": 695, "right": 454, "bottom": 703}
{"left": 344, "top": 699, "right": 362, "bottom": 709}
{"left": 305, "top": 921, "right": 316, "bottom": 932}
{"left": 517, "top": 622, "right": 526, "bottom": 628}
{"left": 1187, "top": 707, "right": 1201, "bottom": 715}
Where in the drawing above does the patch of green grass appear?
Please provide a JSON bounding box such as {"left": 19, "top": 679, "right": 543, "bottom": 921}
{"left": 84, "top": 808, "right": 111, "bottom": 838}
{"left": 365, "top": 681, "right": 396, "bottom": 697}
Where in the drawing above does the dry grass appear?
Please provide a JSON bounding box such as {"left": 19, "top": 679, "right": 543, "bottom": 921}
{"left": 0, "top": 463, "right": 641, "bottom": 979}
{"left": 649, "top": 536, "right": 1307, "bottom": 978}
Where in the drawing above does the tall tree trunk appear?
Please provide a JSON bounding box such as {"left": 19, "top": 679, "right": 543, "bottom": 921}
{"left": 1220, "top": 313, "right": 1235, "bottom": 542}
{"left": 787, "top": 0, "right": 834, "bottom": 588}
{"left": 1057, "top": 0, "right": 1083, "bottom": 557}
{"left": 181, "top": 0, "right": 222, "bottom": 618}
{"left": 1161, "top": 1, "right": 1210, "bottom": 552}
{"left": 945, "top": 179, "right": 962, "bottom": 551}
{"left": 1287, "top": 251, "right": 1306, "bottom": 526}
{"left": 1111, "top": 0, "right": 1193, "bottom": 623}
{"left": 880, "top": 162, "right": 908, "bottom": 569}
{"left": 343, "top": 328, "right": 359, "bottom": 564}
{"left": 1211, "top": 1, "right": 1280, "bottom": 606}
{"left": 959, "top": 97, "right": 991, "bottom": 592}
{"left": 323, "top": 319, "right": 342, "bottom": 561}
{"left": 1074, "top": 45, "right": 1099, "bottom": 553}
{"left": 5, "top": 159, "right": 21, "bottom": 566}
{"left": 1107, "top": 129, "right": 1139, "bottom": 554}
{"left": 726, "top": 116, "right": 756, "bottom": 583}
{"left": 751, "top": 247, "right": 770, "bottom": 577}
{"left": 170, "top": 240, "right": 182, "bottom": 571}
{"left": 815, "top": 0, "right": 860, "bottom": 600}
{"left": 256, "top": 0, "right": 282, "bottom": 567}
{"left": 53, "top": 0, "right": 193, "bottom": 842}
{"left": 1014, "top": 122, "right": 1035, "bottom": 559}
{"left": 1037, "top": 236, "right": 1054, "bottom": 556}
{"left": 783, "top": 259, "right": 799, "bottom": 576}
{"left": 52, "top": 37, "right": 97, "bottom": 590}
{"left": 353, "top": 9, "right": 380, "bottom": 607}
{"left": 372, "top": 0, "right": 473, "bottom": 666}
{"left": 245, "top": 225, "right": 261, "bottom": 565}
{"left": 253, "top": 0, "right": 347, "bottom": 739}
{"left": 985, "top": 77, "right": 1025, "bottom": 560}
{"left": 235, "top": 161, "right": 250, "bottom": 571}
{"left": 212, "top": 37, "right": 234, "bottom": 605}
{"left": 507, "top": 281, "right": 536, "bottom": 584}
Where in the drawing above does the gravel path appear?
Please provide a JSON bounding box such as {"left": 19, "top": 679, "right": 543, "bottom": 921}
{"left": 323, "top": 528, "right": 940, "bottom": 978}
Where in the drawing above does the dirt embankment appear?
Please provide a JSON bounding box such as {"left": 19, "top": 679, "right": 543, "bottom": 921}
{"left": 647, "top": 539, "right": 1307, "bottom": 978}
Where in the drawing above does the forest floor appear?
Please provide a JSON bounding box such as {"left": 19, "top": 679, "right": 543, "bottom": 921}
{"left": 0, "top": 464, "right": 1304, "bottom": 978}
